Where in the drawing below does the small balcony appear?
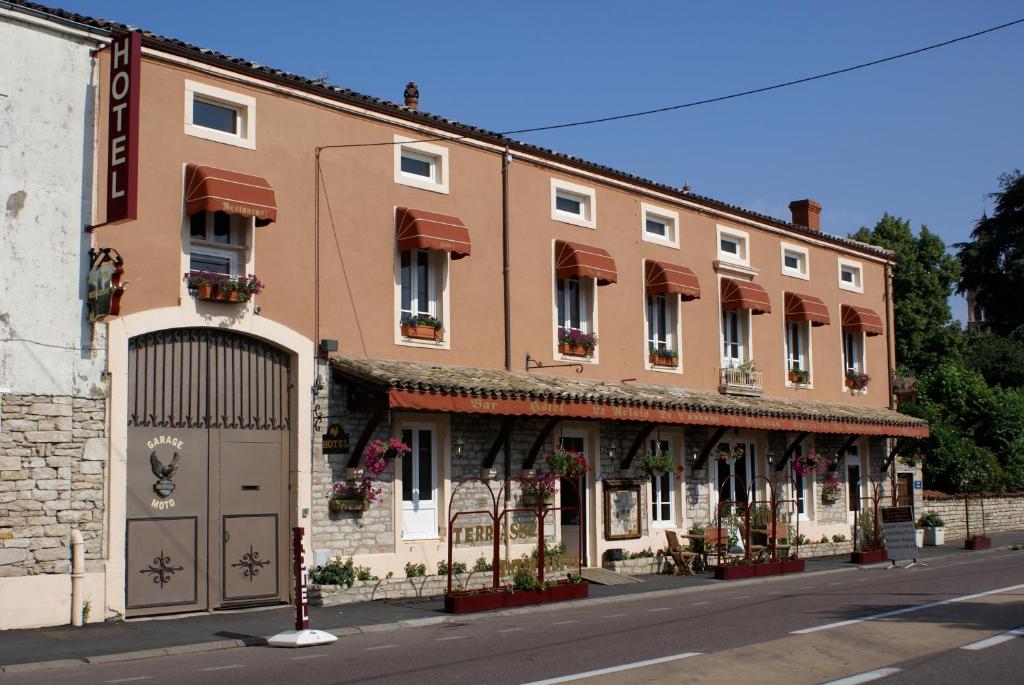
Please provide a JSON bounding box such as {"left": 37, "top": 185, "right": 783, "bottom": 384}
{"left": 719, "top": 366, "right": 764, "bottom": 397}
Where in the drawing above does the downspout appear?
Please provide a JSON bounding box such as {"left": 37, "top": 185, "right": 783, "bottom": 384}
{"left": 501, "top": 148, "right": 512, "bottom": 565}
{"left": 884, "top": 262, "right": 897, "bottom": 505}
{"left": 71, "top": 529, "right": 85, "bottom": 626}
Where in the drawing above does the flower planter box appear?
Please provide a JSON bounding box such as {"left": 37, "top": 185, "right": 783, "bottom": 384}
{"left": 546, "top": 581, "right": 588, "bottom": 603}
{"left": 714, "top": 564, "right": 755, "bottom": 580}
{"left": 649, "top": 353, "right": 678, "bottom": 368}
{"left": 401, "top": 324, "right": 443, "bottom": 341}
{"left": 504, "top": 589, "right": 548, "bottom": 608}
{"left": 780, "top": 559, "right": 805, "bottom": 574}
{"left": 330, "top": 498, "right": 369, "bottom": 512}
{"left": 444, "top": 589, "right": 506, "bottom": 614}
{"left": 194, "top": 286, "right": 246, "bottom": 303}
{"left": 964, "top": 536, "right": 991, "bottom": 550}
{"left": 923, "top": 527, "right": 945, "bottom": 546}
{"left": 850, "top": 549, "right": 888, "bottom": 564}
{"left": 753, "top": 561, "right": 783, "bottom": 577}
{"left": 821, "top": 494, "right": 839, "bottom": 506}
{"left": 558, "top": 342, "right": 592, "bottom": 357}
{"left": 521, "top": 493, "right": 554, "bottom": 508}
{"left": 788, "top": 372, "right": 810, "bottom": 385}
{"left": 690, "top": 469, "right": 706, "bottom": 480}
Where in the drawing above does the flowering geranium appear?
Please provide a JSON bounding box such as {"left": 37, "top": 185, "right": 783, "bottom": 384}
{"left": 521, "top": 472, "right": 559, "bottom": 498}
{"left": 846, "top": 370, "right": 870, "bottom": 390}
{"left": 331, "top": 478, "right": 381, "bottom": 503}
{"left": 716, "top": 443, "right": 745, "bottom": 464}
{"left": 401, "top": 313, "right": 442, "bottom": 329}
{"left": 793, "top": 449, "right": 831, "bottom": 477}
{"left": 637, "top": 449, "right": 677, "bottom": 477}
{"left": 364, "top": 438, "right": 411, "bottom": 474}
{"left": 822, "top": 473, "right": 841, "bottom": 498}
{"left": 546, "top": 446, "right": 590, "bottom": 478}
{"left": 557, "top": 327, "right": 597, "bottom": 354}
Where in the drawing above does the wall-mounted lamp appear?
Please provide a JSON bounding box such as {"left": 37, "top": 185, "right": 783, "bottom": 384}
{"left": 312, "top": 374, "right": 325, "bottom": 395}
{"left": 454, "top": 435, "right": 465, "bottom": 458}
{"left": 608, "top": 443, "right": 617, "bottom": 461}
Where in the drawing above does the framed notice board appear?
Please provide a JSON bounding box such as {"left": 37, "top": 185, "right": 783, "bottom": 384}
{"left": 603, "top": 479, "right": 642, "bottom": 540}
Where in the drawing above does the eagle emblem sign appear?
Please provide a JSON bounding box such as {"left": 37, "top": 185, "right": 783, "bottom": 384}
{"left": 150, "top": 451, "right": 180, "bottom": 498}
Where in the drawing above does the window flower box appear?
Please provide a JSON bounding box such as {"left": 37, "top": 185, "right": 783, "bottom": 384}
{"left": 788, "top": 369, "right": 811, "bottom": 385}
{"left": 557, "top": 328, "right": 596, "bottom": 357}
{"left": 649, "top": 348, "right": 679, "bottom": 367}
{"left": 846, "top": 371, "right": 870, "bottom": 391}
{"left": 184, "top": 271, "right": 263, "bottom": 304}
{"left": 400, "top": 314, "right": 443, "bottom": 341}
{"left": 714, "top": 563, "right": 755, "bottom": 580}
{"left": 329, "top": 497, "right": 369, "bottom": 513}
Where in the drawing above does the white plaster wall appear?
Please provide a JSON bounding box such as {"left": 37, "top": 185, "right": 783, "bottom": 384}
{"left": 0, "top": 11, "right": 105, "bottom": 397}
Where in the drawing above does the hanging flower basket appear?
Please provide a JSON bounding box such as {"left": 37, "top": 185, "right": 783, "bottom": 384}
{"left": 793, "top": 449, "right": 831, "bottom": 477}
{"left": 329, "top": 478, "right": 381, "bottom": 514}
{"left": 365, "top": 438, "right": 412, "bottom": 474}
{"left": 636, "top": 448, "right": 680, "bottom": 478}
{"left": 521, "top": 473, "right": 558, "bottom": 508}
{"left": 716, "top": 443, "right": 745, "bottom": 465}
{"left": 330, "top": 497, "right": 370, "bottom": 512}
{"left": 545, "top": 446, "right": 590, "bottom": 479}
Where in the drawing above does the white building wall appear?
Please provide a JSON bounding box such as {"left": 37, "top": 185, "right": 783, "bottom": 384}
{"left": 0, "top": 10, "right": 105, "bottom": 397}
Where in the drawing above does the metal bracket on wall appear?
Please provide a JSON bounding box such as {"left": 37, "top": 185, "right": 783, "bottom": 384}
{"left": 525, "top": 353, "right": 583, "bottom": 374}
{"left": 312, "top": 403, "right": 349, "bottom": 434}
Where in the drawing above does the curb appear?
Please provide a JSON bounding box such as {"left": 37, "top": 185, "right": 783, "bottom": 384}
{"left": 2, "top": 543, "right": 1018, "bottom": 674}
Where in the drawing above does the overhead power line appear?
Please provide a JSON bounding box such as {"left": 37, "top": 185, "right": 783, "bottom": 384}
{"left": 317, "top": 17, "right": 1024, "bottom": 151}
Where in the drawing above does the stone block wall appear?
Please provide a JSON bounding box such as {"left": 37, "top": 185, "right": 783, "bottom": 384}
{"left": 919, "top": 493, "right": 1024, "bottom": 540}
{"left": 0, "top": 394, "right": 107, "bottom": 576}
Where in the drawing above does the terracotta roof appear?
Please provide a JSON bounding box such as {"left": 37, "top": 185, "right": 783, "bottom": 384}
{"left": 330, "top": 356, "right": 928, "bottom": 435}
{"left": 7, "top": 0, "right": 895, "bottom": 263}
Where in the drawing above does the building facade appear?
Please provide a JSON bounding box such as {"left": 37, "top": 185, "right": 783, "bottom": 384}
{"left": 0, "top": 1, "right": 926, "bottom": 628}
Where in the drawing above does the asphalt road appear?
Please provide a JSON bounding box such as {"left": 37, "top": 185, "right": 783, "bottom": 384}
{"left": 5, "top": 549, "right": 1022, "bottom": 685}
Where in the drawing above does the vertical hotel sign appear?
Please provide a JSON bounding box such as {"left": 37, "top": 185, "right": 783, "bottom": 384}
{"left": 106, "top": 31, "right": 141, "bottom": 223}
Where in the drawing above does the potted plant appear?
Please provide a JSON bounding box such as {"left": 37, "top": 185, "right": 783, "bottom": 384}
{"left": 235, "top": 274, "right": 264, "bottom": 302}
{"left": 557, "top": 327, "right": 597, "bottom": 357}
{"left": 520, "top": 473, "right": 557, "bottom": 508}
{"left": 636, "top": 449, "right": 679, "bottom": 478}
{"left": 545, "top": 445, "right": 590, "bottom": 479}
{"left": 716, "top": 443, "right": 745, "bottom": 465}
{"left": 364, "top": 438, "right": 411, "bottom": 475}
{"left": 793, "top": 449, "right": 831, "bottom": 478}
{"left": 648, "top": 346, "right": 678, "bottom": 367}
{"left": 400, "top": 313, "right": 443, "bottom": 341}
{"left": 918, "top": 511, "right": 945, "bottom": 546}
{"left": 846, "top": 370, "right": 870, "bottom": 391}
{"left": 821, "top": 473, "right": 841, "bottom": 504}
{"left": 851, "top": 510, "right": 888, "bottom": 564}
{"left": 505, "top": 566, "right": 547, "bottom": 607}
{"left": 183, "top": 270, "right": 216, "bottom": 299}
{"left": 788, "top": 367, "right": 810, "bottom": 385}
{"left": 329, "top": 477, "right": 380, "bottom": 512}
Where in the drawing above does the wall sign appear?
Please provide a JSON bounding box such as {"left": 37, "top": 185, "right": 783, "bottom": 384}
{"left": 321, "top": 424, "right": 350, "bottom": 454}
{"left": 914, "top": 480, "right": 922, "bottom": 490}
{"left": 87, "top": 248, "right": 125, "bottom": 321}
{"left": 106, "top": 31, "right": 141, "bottom": 223}
{"left": 603, "top": 479, "right": 642, "bottom": 540}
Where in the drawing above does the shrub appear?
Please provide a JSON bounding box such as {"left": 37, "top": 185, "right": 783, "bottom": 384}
{"left": 917, "top": 511, "right": 945, "bottom": 528}
{"left": 310, "top": 558, "right": 356, "bottom": 588}
{"left": 473, "top": 556, "right": 493, "bottom": 572}
{"left": 511, "top": 565, "right": 542, "bottom": 592}
{"left": 404, "top": 562, "right": 426, "bottom": 578}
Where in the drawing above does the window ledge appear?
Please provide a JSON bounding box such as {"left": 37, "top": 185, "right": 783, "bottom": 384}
{"left": 782, "top": 269, "right": 810, "bottom": 281}
{"left": 395, "top": 336, "right": 451, "bottom": 351}
{"left": 714, "top": 260, "right": 758, "bottom": 278}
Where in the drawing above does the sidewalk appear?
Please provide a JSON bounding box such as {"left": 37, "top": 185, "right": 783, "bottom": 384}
{"left": 2, "top": 530, "right": 1021, "bottom": 671}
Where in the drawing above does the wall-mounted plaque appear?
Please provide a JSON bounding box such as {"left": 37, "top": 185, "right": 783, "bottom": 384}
{"left": 87, "top": 248, "right": 125, "bottom": 321}
{"left": 603, "top": 479, "right": 642, "bottom": 540}
{"left": 321, "top": 424, "right": 349, "bottom": 454}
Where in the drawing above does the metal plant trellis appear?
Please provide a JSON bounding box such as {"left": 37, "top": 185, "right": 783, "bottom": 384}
{"left": 714, "top": 473, "right": 749, "bottom": 566}
{"left": 851, "top": 476, "right": 885, "bottom": 552}
{"left": 445, "top": 475, "right": 583, "bottom": 595}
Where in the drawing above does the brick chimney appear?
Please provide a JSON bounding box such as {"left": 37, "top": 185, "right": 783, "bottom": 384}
{"left": 403, "top": 81, "right": 419, "bottom": 110}
{"left": 789, "top": 199, "right": 822, "bottom": 231}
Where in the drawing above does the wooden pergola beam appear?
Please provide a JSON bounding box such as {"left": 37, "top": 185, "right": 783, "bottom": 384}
{"left": 482, "top": 417, "right": 517, "bottom": 469}
{"left": 619, "top": 422, "right": 656, "bottom": 471}
{"left": 881, "top": 437, "right": 906, "bottom": 472}
{"left": 347, "top": 406, "right": 386, "bottom": 468}
{"left": 775, "top": 432, "right": 809, "bottom": 471}
{"left": 523, "top": 417, "right": 559, "bottom": 470}
{"left": 834, "top": 435, "right": 859, "bottom": 461}
{"left": 694, "top": 426, "right": 729, "bottom": 469}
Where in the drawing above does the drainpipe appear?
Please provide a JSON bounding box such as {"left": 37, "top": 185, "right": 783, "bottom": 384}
{"left": 502, "top": 148, "right": 512, "bottom": 372}
{"left": 70, "top": 529, "right": 85, "bottom": 626}
{"left": 884, "top": 262, "right": 897, "bottom": 504}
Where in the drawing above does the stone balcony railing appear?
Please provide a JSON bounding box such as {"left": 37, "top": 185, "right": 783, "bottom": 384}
{"left": 719, "top": 367, "right": 764, "bottom": 397}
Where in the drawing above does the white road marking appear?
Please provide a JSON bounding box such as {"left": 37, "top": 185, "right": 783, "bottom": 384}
{"left": 829, "top": 582, "right": 843, "bottom": 586}
{"left": 436, "top": 635, "right": 468, "bottom": 641}
{"left": 691, "top": 601, "right": 712, "bottom": 606}
{"left": 365, "top": 644, "right": 399, "bottom": 650}
{"left": 730, "top": 595, "right": 750, "bottom": 600}
{"left": 822, "top": 667, "right": 901, "bottom": 684}
{"left": 199, "top": 665, "right": 243, "bottom": 672}
{"left": 553, "top": 620, "right": 577, "bottom": 625}
{"left": 767, "top": 590, "right": 784, "bottom": 595}
{"left": 601, "top": 613, "right": 627, "bottom": 618}
{"left": 647, "top": 607, "right": 672, "bottom": 612}
{"left": 798, "top": 585, "right": 817, "bottom": 590}
{"left": 290, "top": 653, "right": 328, "bottom": 660}
{"left": 960, "top": 626, "right": 1024, "bottom": 650}
{"left": 104, "top": 679, "right": 152, "bottom": 684}
{"left": 498, "top": 627, "right": 525, "bottom": 633}
{"left": 793, "top": 583, "right": 1024, "bottom": 634}
{"left": 521, "top": 652, "right": 702, "bottom": 684}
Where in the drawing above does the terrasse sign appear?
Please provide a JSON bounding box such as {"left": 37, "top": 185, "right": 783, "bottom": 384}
{"left": 106, "top": 31, "right": 141, "bottom": 223}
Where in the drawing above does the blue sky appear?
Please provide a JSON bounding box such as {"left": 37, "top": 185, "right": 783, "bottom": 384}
{"left": 59, "top": 1, "right": 1024, "bottom": 321}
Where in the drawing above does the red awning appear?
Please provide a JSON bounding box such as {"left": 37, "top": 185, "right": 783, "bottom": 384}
{"left": 645, "top": 260, "right": 701, "bottom": 300}
{"left": 785, "top": 292, "right": 830, "bottom": 326}
{"left": 842, "top": 304, "right": 884, "bottom": 336}
{"left": 396, "top": 207, "right": 471, "bottom": 259}
{"left": 555, "top": 240, "right": 617, "bottom": 285}
{"left": 721, "top": 278, "right": 771, "bottom": 314}
{"left": 184, "top": 164, "right": 277, "bottom": 226}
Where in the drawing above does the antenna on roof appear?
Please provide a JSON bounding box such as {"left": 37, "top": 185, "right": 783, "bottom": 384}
{"left": 310, "top": 68, "right": 330, "bottom": 86}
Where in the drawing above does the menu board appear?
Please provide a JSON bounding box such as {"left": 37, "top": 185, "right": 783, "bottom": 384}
{"left": 603, "top": 480, "right": 642, "bottom": 540}
{"left": 881, "top": 506, "right": 917, "bottom": 561}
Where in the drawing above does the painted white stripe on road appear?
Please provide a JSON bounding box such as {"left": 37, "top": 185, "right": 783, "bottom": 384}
{"left": 365, "top": 644, "right": 399, "bottom": 650}
{"left": 691, "top": 601, "right": 712, "bottom": 606}
{"left": 199, "top": 665, "right": 243, "bottom": 672}
{"left": 290, "top": 653, "right": 328, "bottom": 660}
{"left": 792, "top": 583, "right": 1024, "bottom": 634}
{"left": 104, "top": 679, "right": 152, "bottom": 684}
{"left": 822, "top": 667, "right": 901, "bottom": 684}
{"left": 730, "top": 595, "right": 750, "bottom": 600}
{"left": 521, "top": 652, "right": 702, "bottom": 685}
{"left": 960, "top": 626, "right": 1024, "bottom": 650}
{"left": 553, "top": 620, "right": 577, "bottom": 625}
{"left": 601, "top": 613, "right": 627, "bottom": 618}
{"left": 436, "top": 635, "right": 468, "bottom": 641}
{"left": 647, "top": 607, "right": 671, "bottom": 612}
{"left": 497, "top": 627, "right": 525, "bottom": 633}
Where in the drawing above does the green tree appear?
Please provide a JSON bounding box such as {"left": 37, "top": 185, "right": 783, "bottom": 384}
{"left": 957, "top": 171, "right": 1024, "bottom": 335}
{"left": 850, "top": 214, "right": 961, "bottom": 375}
{"left": 961, "top": 328, "right": 1024, "bottom": 388}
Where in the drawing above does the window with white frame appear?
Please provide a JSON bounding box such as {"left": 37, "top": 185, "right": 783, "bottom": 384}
{"left": 641, "top": 203, "right": 679, "bottom": 248}
{"left": 843, "top": 331, "right": 865, "bottom": 375}
{"left": 394, "top": 136, "right": 449, "bottom": 193}
{"left": 556, "top": 276, "right": 592, "bottom": 334}
{"left": 786, "top": 321, "right": 810, "bottom": 376}
{"left": 649, "top": 439, "right": 673, "bottom": 526}
{"left": 184, "top": 80, "right": 255, "bottom": 149}
{"left": 551, "top": 179, "right": 596, "bottom": 229}
{"left": 838, "top": 258, "right": 864, "bottom": 293}
{"left": 781, "top": 243, "right": 809, "bottom": 279}
{"left": 721, "top": 308, "right": 748, "bottom": 367}
{"left": 398, "top": 248, "right": 447, "bottom": 338}
{"left": 717, "top": 226, "right": 750, "bottom": 266}
{"left": 647, "top": 293, "right": 678, "bottom": 359}
{"left": 714, "top": 442, "right": 756, "bottom": 506}
{"left": 189, "top": 211, "right": 248, "bottom": 275}
{"left": 401, "top": 425, "right": 438, "bottom": 540}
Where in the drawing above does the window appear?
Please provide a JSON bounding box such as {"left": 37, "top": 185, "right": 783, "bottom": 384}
{"left": 716, "top": 226, "right": 750, "bottom": 266}
{"left": 714, "top": 442, "right": 756, "bottom": 506}
{"left": 721, "top": 309, "right": 748, "bottom": 366}
{"left": 394, "top": 136, "right": 449, "bottom": 193}
{"left": 551, "top": 179, "right": 596, "bottom": 229}
{"left": 781, "top": 243, "right": 809, "bottom": 279}
{"left": 188, "top": 211, "right": 247, "bottom": 275}
{"left": 649, "top": 439, "right": 673, "bottom": 526}
{"left": 838, "top": 258, "right": 864, "bottom": 293}
{"left": 401, "top": 426, "right": 437, "bottom": 540}
{"left": 184, "top": 80, "right": 255, "bottom": 149}
{"left": 786, "top": 321, "right": 810, "bottom": 376}
{"left": 647, "top": 294, "right": 672, "bottom": 351}
{"left": 398, "top": 248, "right": 447, "bottom": 344}
{"left": 791, "top": 444, "right": 811, "bottom": 520}
{"left": 557, "top": 276, "right": 590, "bottom": 333}
{"left": 641, "top": 203, "right": 680, "bottom": 248}
{"left": 843, "top": 331, "right": 865, "bottom": 374}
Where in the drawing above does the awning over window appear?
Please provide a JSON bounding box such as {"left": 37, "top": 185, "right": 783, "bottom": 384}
{"left": 184, "top": 164, "right": 277, "bottom": 226}
{"left": 842, "top": 304, "right": 884, "bottom": 336}
{"left": 644, "top": 260, "right": 700, "bottom": 300}
{"left": 721, "top": 278, "right": 771, "bottom": 314}
{"left": 555, "top": 240, "right": 617, "bottom": 285}
{"left": 396, "top": 207, "right": 471, "bottom": 259}
{"left": 785, "top": 292, "right": 830, "bottom": 326}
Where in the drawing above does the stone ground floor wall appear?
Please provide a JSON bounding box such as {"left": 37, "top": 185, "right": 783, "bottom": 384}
{"left": 919, "top": 493, "right": 1024, "bottom": 540}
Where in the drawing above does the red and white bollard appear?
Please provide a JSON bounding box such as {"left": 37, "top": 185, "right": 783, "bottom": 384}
{"left": 268, "top": 527, "right": 337, "bottom": 648}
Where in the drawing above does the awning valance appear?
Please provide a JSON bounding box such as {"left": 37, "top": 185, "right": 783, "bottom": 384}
{"left": 555, "top": 240, "right": 617, "bottom": 285}
{"left": 645, "top": 260, "right": 700, "bottom": 300}
{"left": 184, "top": 164, "right": 277, "bottom": 226}
{"left": 842, "top": 304, "right": 884, "bottom": 336}
{"left": 721, "top": 278, "right": 771, "bottom": 314}
{"left": 785, "top": 292, "right": 830, "bottom": 326}
{"left": 396, "top": 207, "right": 471, "bottom": 259}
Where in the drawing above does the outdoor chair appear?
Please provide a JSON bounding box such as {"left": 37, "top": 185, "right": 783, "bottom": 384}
{"left": 664, "top": 530, "right": 700, "bottom": 576}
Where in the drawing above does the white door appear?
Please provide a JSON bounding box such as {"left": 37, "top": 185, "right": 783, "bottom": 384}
{"left": 401, "top": 427, "right": 437, "bottom": 540}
